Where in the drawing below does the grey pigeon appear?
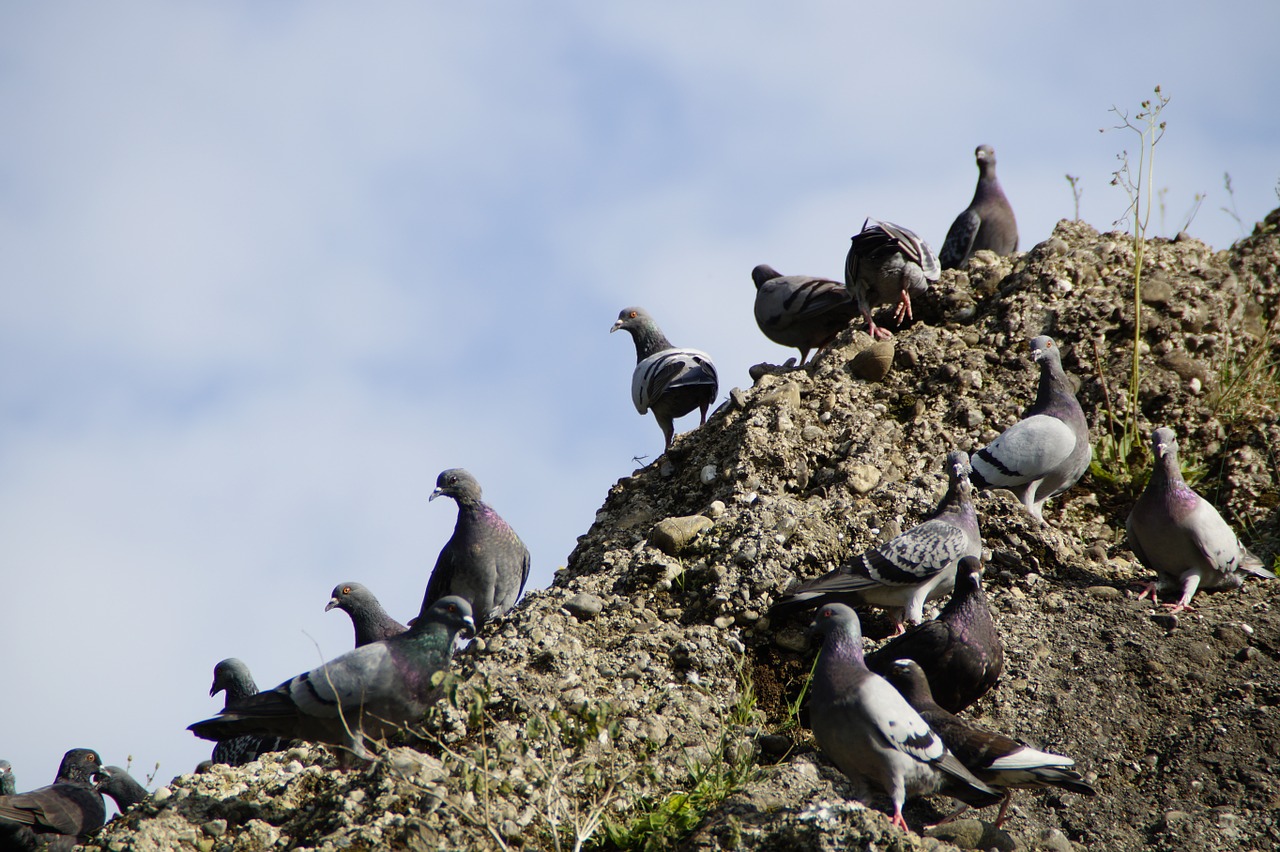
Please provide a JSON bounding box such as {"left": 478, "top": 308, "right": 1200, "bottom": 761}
{"left": 882, "top": 659, "right": 1095, "bottom": 825}
{"left": 422, "top": 469, "right": 530, "bottom": 629}
{"left": 1128, "top": 427, "right": 1276, "bottom": 611}
{"left": 94, "top": 766, "right": 148, "bottom": 813}
{"left": 969, "top": 336, "right": 1090, "bottom": 520}
{"left": 611, "top": 306, "right": 719, "bottom": 449}
{"left": 844, "top": 219, "right": 940, "bottom": 340}
{"left": 0, "top": 762, "right": 13, "bottom": 798}
{"left": 939, "top": 144, "right": 1018, "bottom": 269}
{"left": 808, "top": 604, "right": 1001, "bottom": 832}
{"left": 327, "top": 581, "right": 408, "bottom": 648}
{"left": 866, "top": 556, "right": 1003, "bottom": 713}
{"left": 189, "top": 596, "right": 475, "bottom": 763}
{"left": 771, "top": 451, "right": 981, "bottom": 633}
{"left": 0, "top": 748, "right": 105, "bottom": 851}
{"left": 208, "top": 659, "right": 291, "bottom": 766}
{"left": 751, "top": 264, "right": 857, "bottom": 366}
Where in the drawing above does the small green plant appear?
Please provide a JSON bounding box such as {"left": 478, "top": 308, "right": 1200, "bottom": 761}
{"left": 1208, "top": 311, "right": 1280, "bottom": 424}
{"left": 1065, "top": 174, "right": 1083, "bottom": 220}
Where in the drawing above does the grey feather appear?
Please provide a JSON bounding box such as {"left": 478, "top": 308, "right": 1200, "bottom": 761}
{"left": 940, "top": 144, "right": 1018, "bottom": 269}
{"left": 844, "top": 219, "right": 940, "bottom": 340}
{"left": 1128, "top": 427, "right": 1275, "bottom": 610}
{"left": 611, "top": 306, "right": 719, "bottom": 449}
{"left": 0, "top": 748, "right": 105, "bottom": 850}
{"left": 422, "top": 469, "right": 530, "bottom": 628}
{"left": 969, "top": 336, "right": 1089, "bottom": 520}
{"left": 327, "top": 581, "right": 408, "bottom": 648}
{"left": 751, "top": 264, "right": 857, "bottom": 366}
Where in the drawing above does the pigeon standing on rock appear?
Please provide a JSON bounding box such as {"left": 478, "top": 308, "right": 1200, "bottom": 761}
{"left": 844, "top": 219, "right": 940, "bottom": 340}
{"left": 939, "top": 144, "right": 1018, "bottom": 269}
{"left": 0, "top": 762, "right": 13, "bottom": 797}
{"left": 969, "top": 336, "right": 1090, "bottom": 520}
{"left": 611, "top": 306, "right": 719, "bottom": 450}
{"left": 866, "top": 556, "right": 1003, "bottom": 713}
{"left": 882, "top": 659, "right": 1095, "bottom": 825}
{"left": 808, "top": 604, "right": 1001, "bottom": 832}
{"left": 422, "top": 469, "right": 530, "bottom": 629}
{"left": 207, "top": 659, "right": 291, "bottom": 767}
{"left": 1128, "top": 427, "right": 1276, "bottom": 611}
{"left": 751, "top": 264, "right": 857, "bottom": 366}
{"left": 94, "top": 766, "right": 149, "bottom": 813}
{"left": 0, "top": 748, "right": 105, "bottom": 850}
{"left": 327, "top": 582, "right": 408, "bottom": 647}
{"left": 771, "top": 451, "right": 981, "bottom": 632}
{"left": 189, "top": 596, "right": 475, "bottom": 763}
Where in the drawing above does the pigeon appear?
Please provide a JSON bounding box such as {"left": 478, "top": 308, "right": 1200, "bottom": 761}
{"left": 421, "top": 469, "right": 530, "bottom": 629}
{"left": 808, "top": 604, "right": 1001, "bottom": 832}
{"left": 207, "top": 659, "right": 291, "bottom": 766}
{"left": 751, "top": 264, "right": 857, "bottom": 366}
{"left": 611, "top": 306, "right": 719, "bottom": 449}
{"left": 866, "top": 556, "right": 1003, "bottom": 713}
{"left": 189, "top": 596, "right": 475, "bottom": 763}
{"left": 969, "top": 336, "right": 1090, "bottom": 520}
{"left": 939, "top": 144, "right": 1019, "bottom": 269}
{"left": 0, "top": 748, "right": 105, "bottom": 851}
{"left": 771, "top": 451, "right": 981, "bottom": 633}
{"left": 844, "top": 219, "right": 940, "bottom": 340}
{"left": 882, "top": 659, "right": 1095, "bottom": 825}
{"left": 0, "top": 762, "right": 13, "bottom": 798}
{"left": 1128, "top": 427, "right": 1276, "bottom": 611}
{"left": 327, "top": 582, "right": 408, "bottom": 647}
{"left": 94, "top": 766, "right": 149, "bottom": 813}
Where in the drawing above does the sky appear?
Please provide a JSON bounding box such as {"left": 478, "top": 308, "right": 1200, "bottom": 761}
{"left": 2, "top": 2, "right": 1278, "bottom": 797}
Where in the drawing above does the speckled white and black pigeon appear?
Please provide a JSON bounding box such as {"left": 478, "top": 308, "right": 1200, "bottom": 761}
{"left": 0, "top": 762, "right": 13, "bottom": 798}
{"left": 1128, "top": 427, "right": 1276, "bottom": 611}
{"left": 844, "top": 219, "right": 941, "bottom": 340}
{"left": 189, "top": 596, "right": 474, "bottom": 763}
{"left": 94, "top": 766, "right": 149, "bottom": 814}
{"left": 327, "top": 582, "right": 408, "bottom": 648}
{"left": 422, "top": 469, "right": 530, "bottom": 629}
{"left": 882, "top": 659, "right": 1095, "bottom": 826}
{"left": 751, "top": 264, "right": 857, "bottom": 366}
{"left": 939, "top": 144, "right": 1018, "bottom": 269}
{"left": 771, "top": 451, "right": 981, "bottom": 633}
{"left": 611, "top": 306, "right": 719, "bottom": 450}
{"left": 207, "top": 659, "right": 291, "bottom": 766}
{"left": 866, "top": 556, "right": 1003, "bottom": 714}
{"left": 0, "top": 748, "right": 105, "bottom": 851}
{"left": 808, "top": 604, "right": 1001, "bottom": 832}
{"left": 969, "top": 336, "right": 1090, "bottom": 520}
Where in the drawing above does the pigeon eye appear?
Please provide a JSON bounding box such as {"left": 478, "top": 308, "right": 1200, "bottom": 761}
{"left": 629, "top": 310, "right": 637, "bottom": 318}
{"left": 343, "top": 586, "right": 352, "bottom": 595}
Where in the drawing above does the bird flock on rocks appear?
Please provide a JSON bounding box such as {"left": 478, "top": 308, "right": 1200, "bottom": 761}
{"left": 5, "top": 144, "right": 1273, "bottom": 847}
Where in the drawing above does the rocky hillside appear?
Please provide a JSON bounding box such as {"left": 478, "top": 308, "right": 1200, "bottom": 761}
{"left": 88, "top": 212, "right": 1280, "bottom": 852}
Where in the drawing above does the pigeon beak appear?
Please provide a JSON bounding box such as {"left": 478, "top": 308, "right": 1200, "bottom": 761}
{"left": 1156, "top": 440, "right": 1168, "bottom": 458}
{"left": 610, "top": 319, "right": 624, "bottom": 333}
{"left": 461, "top": 615, "right": 476, "bottom": 637}
{"left": 429, "top": 487, "right": 444, "bottom": 501}
{"left": 325, "top": 597, "right": 340, "bottom": 612}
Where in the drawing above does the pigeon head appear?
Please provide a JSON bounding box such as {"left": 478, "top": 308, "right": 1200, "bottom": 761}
{"left": 975, "top": 144, "right": 996, "bottom": 165}
{"left": 431, "top": 468, "right": 482, "bottom": 504}
{"left": 610, "top": 306, "right": 675, "bottom": 361}
{"left": 418, "top": 594, "right": 476, "bottom": 639}
{"left": 610, "top": 306, "right": 652, "bottom": 335}
{"left": 750, "top": 264, "right": 782, "bottom": 289}
{"left": 326, "top": 581, "right": 371, "bottom": 613}
{"left": 956, "top": 555, "right": 984, "bottom": 590}
{"left": 210, "top": 658, "right": 258, "bottom": 701}
{"left": 1151, "top": 427, "right": 1178, "bottom": 460}
{"left": 808, "top": 602, "right": 862, "bottom": 643}
{"left": 0, "top": 759, "right": 13, "bottom": 796}
{"left": 95, "top": 765, "right": 150, "bottom": 811}
{"left": 883, "top": 658, "right": 936, "bottom": 705}
{"left": 56, "top": 748, "right": 104, "bottom": 784}
{"left": 1029, "top": 335, "right": 1059, "bottom": 364}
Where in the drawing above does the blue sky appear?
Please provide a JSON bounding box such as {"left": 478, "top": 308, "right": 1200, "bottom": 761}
{"left": 2, "top": 2, "right": 1277, "bottom": 794}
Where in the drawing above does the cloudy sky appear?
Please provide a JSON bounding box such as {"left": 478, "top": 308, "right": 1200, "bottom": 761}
{"left": 2, "top": 2, "right": 1277, "bottom": 795}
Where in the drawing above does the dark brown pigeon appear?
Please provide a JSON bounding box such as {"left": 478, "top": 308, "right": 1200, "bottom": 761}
{"left": 844, "top": 220, "right": 940, "bottom": 340}
{"left": 326, "top": 581, "right": 408, "bottom": 647}
{"left": 94, "top": 766, "right": 149, "bottom": 813}
{"left": 939, "top": 144, "right": 1018, "bottom": 269}
{"left": 0, "top": 748, "right": 105, "bottom": 850}
{"left": 866, "top": 556, "right": 1003, "bottom": 713}
{"left": 421, "top": 470, "right": 530, "bottom": 629}
{"left": 882, "top": 659, "right": 1095, "bottom": 826}
{"left": 207, "top": 659, "right": 291, "bottom": 766}
{"left": 751, "top": 264, "right": 857, "bottom": 366}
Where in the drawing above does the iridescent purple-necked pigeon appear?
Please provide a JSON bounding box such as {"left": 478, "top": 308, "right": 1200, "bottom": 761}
{"left": 611, "top": 306, "right": 719, "bottom": 450}
{"left": 866, "top": 556, "right": 1003, "bottom": 713}
{"left": 751, "top": 264, "right": 857, "bottom": 366}
{"left": 327, "top": 581, "right": 408, "bottom": 648}
{"left": 940, "top": 144, "right": 1018, "bottom": 269}
{"left": 94, "top": 766, "right": 149, "bottom": 813}
{"left": 189, "top": 596, "right": 474, "bottom": 763}
{"left": 207, "top": 659, "right": 291, "bottom": 767}
{"left": 422, "top": 469, "right": 530, "bottom": 629}
{"left": 771, "top": 451, "right": 981, "bottom": 633}
{"left": 808, "top": 604, "right": 1001, "bottom": 832}
{"left": 882, "top": 659, "right": 1095, "bottom": 826}
{"left": 1128, "top": 427, "right": 1275, "bottom": 611}
{"left": 969, "top": 336, "right": 1089, "bottom": 520}
{"left": 0, "top": 748, "right": 105, "bottom": 850}
{"left": 844, "top": 219, "right": 940, "bottom": 340}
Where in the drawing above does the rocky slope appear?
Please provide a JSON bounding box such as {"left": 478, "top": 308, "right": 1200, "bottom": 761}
{"left": 87, "top": 212, "right": 1280, "bottom": 852}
